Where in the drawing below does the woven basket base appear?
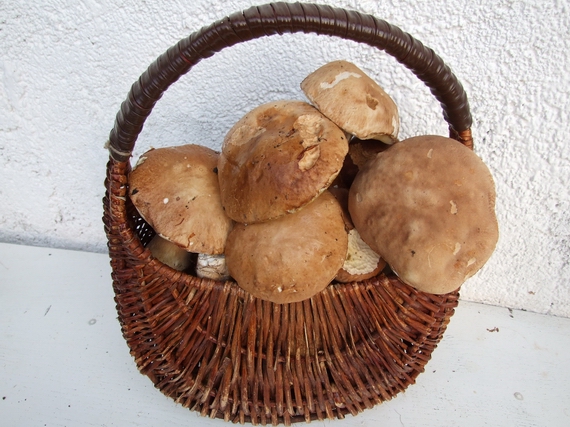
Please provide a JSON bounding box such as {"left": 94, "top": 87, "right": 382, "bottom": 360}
{"left": 104, "top": 160, "right": 459, "bottom": 425}
{"left": 102, "top": 2, "right": 471, "bottom": 423}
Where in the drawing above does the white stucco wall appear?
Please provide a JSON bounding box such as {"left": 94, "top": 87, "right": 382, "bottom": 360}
{"left": 1, "top": 0, "right": 568, "bottom": 317}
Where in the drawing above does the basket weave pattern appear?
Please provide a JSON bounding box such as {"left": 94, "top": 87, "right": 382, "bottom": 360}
{"left": 103, "top": 2, "right": 470, "bottom": 424}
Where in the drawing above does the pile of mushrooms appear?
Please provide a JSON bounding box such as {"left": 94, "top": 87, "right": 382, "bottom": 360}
{"left": 127, "top": 60, "right": 498, "bottom": 303}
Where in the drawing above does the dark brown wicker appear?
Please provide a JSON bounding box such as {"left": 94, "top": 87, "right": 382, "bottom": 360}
{"left": 103, "top": 2, "right": 472, "bottom": 425}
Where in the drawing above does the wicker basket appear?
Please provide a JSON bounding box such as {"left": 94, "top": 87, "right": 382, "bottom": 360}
{"left": 103, "top": 2, "right": 473, "bottom": 425}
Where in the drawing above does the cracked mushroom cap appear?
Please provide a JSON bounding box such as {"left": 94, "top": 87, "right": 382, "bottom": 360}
{"left": 225, "top": 191, "right": 348, "bottom": 304}
{"left": 348, "top": 135, "right": 499, "bottom": 294}
{"left": 218, "top": 100, "right": 348, "bottom": 224}
{"left": 128, "top": 144, "right": 233, "bottom": 254}
{"left": 301, "top": 60, "right": 399, "bottom": 144}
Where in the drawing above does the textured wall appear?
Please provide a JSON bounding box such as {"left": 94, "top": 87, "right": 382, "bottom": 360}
{"left": 1, "top": 0, "right": 568, "bottom": 317}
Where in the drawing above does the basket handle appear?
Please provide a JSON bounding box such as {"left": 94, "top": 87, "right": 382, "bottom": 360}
{"left": 107, "top": 2, "right": 472, "bottom": 162}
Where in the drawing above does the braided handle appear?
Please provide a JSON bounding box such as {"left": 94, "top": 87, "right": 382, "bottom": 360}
{"left": 108, "top": 2, "right": 472, "bottom": 162}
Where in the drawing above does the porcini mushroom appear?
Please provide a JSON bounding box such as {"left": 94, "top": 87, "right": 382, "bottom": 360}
{"left": 336, "top": 229, "right": 387, "bottom": 283}
{"left": 225, "top": 191, "right": 348, "bottom": 304}
{"left": 147, "top": 234, "right": 195, "bottom": 272}
{"left": 348, "top": 135, "right": 499, "bottom": 294}
{"left": 301, "top": 60, "right": 400, "bottom": 144}
{"left": 217, "top": 100, "right": 348, "bottom": 224}
{"left": 331, "top": 137, "right": 392, "bottom": 188}
{"left": 128, "top": 144, "right": 234, "bottom": 271}
{"left": 347, "top": 137, "right": 391, "bottom": 169}
{"left": 329, "top": 186, "right": 386, "bottom": 283}
{"left": 196, "top": 254, "right": 230, "bottom": 281}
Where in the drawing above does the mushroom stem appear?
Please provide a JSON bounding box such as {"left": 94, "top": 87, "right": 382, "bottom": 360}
{"left": 147, "top": 234, "right": 195, "bottom": 272}
{"left": 196, "top": 253, "right": 230, "bottom": 281}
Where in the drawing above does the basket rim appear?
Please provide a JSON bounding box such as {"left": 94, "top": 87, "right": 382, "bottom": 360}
{"left": 106, "top": 1, "right": 472, "bottom": 163}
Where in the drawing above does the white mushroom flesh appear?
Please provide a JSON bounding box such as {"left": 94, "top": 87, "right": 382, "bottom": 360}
{"left": 343, "top": 228, "right": 382, "bottom": 275}
{"left": 196, "top": 253, "right": 230, "bottom": 281}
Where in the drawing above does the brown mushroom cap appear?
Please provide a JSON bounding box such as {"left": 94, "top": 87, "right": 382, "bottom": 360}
{"left": 225, "top": 191, "right": 348, "bottom": 304}
{"left": 128, "top": 144, "right": 233, "bottom": 254}
{"left": 301, "top": 60, "right": 399, "bottom": 144}
{"left": 218, "top": 100, "right": 348, "bottom": 224}
{"left": 348, "top": 135, "right": 499, "bottom": 294}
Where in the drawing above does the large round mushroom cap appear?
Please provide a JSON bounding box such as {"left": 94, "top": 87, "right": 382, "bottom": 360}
{"left": 301, "top": 60, "right": 399, "bottom": 144}
{"left": 348, "top": 135, "right": 499, "bottom": 294}
{"left": 225, "top": 191, "right": 348, "bottom": 304}
{"left": 218, "top": 100, "right": 348, "bottom": 224}
{"left": 128, "top": 144, "right": 233, "bottom": 254}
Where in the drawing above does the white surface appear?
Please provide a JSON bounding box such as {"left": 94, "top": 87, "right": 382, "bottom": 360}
{"left": 1, "top": 242, "right": 569, "bottom": 427}
{"left": 0, "top": 1, "right": 568, "bottom": 316}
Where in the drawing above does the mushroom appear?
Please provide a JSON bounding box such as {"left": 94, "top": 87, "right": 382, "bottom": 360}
{"left": 128, "top": 144, "right": 234, "bottom": 273}
{"left": 329, "top": 148, "right": 359, "bottom": 189}
{"left": 147, "top": 234, "right": 196, "bottom": 272}
{"left": 347, "top": 137, "right": 391, "bottom": 169}
{"left": 196, "top": 254, "right": 230, "bottom": 281}
{"left": 217, "top": 100, "right": 348, "bottom": 224}
{"left": 348, "top": 135, "right": 499, "bottom": 294}
{"left": 301, "top": 60, "right": 400, "bottom": 144}
{"left": 225, "top": 191, "right": 348, "bottom": 304}
{"left": 336, "top": 229, "right": 387, "bottom": 283}
{"left": 331, "top": 137, "right": 392, "bottom": 188}
{"left": 329, "top": 186, "right": 386, "bottom": 283}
